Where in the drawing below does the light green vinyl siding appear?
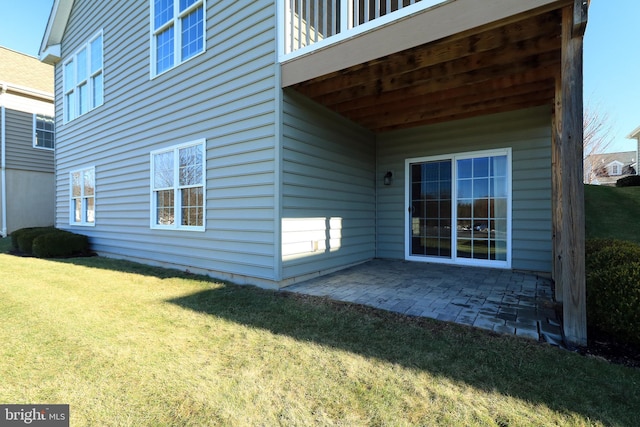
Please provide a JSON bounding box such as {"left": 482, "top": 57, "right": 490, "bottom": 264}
{"left": 376, "top": 107, "right": 552, "bottom": 273}
{"left": 282, "top": 90, "right": 376, "bottom": 279}
{"left": 55, "top": 0, "right": 279, "bottom": 282}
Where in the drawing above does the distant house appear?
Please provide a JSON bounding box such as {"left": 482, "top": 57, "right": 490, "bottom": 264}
{"left": 0, "top": 46, "right": 55, "bottom": 236}
{"left": 628, "top": 126, "right": 640, "bottom": 170}
{"left": 39, "top": 0, "right": 590, "bottom": 344}
{"left": 584, "top": 151, "right": 636, "bottom": 185}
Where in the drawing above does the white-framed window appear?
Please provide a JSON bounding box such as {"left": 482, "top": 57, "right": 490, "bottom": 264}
{"left": 151, "top": 0, "right": 206, "bottom": 77}
{"left": 610, "top": 162, "right": 622, "bottom": 176}
{"left": 63, "top": 31, "right": 104, "bottom": 122}
{"left": 405, "top": 148, "right": 512, "bottom": 268}
{"left": 150, "top": 139, "right": 205, "bottom": 230}
{"left": 33, "top": 114, "right": 55, "bottom": 150}
{"left": 70, "top": 167, "right": 96, "bottom": 226}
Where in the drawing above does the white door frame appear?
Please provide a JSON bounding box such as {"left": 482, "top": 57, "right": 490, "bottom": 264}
{"left": 404, "top": 148, "right": 512, "bottom": 268}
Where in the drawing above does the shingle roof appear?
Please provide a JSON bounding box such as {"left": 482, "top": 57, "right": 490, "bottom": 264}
{"left": 585, "top": 151, "right": 636, "bottom": 168}
{"left": 0, "top": 46, "right": 54, "bottom": 94}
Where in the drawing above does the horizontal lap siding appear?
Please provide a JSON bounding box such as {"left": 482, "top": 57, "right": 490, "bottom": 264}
{"left": 282, "top": 91, "right": 376, "bottom": 279}
{"left": 376, "top": 107, "right": 552, "bottom": 273}
{"left": 5, "top": 109, "right": 54, "bottom": 172}
{"left": 55, "top": 0, "right": 279, "bottom": 281}
{"left": 5, "top": 169, "right": 55, "bottom": 233}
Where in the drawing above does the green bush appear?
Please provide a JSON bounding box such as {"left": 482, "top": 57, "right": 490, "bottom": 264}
{"left": 585, "top": 239, "right": 640, "bottom": 272}
{"left": 14, "top": 227, "right": 57, "bottom": 254}
{"left": 586, "top": 239, "right": 640, "bottom": 346}
{"left": 587, "top": 262, "right": 640, "bottom": 346}
{"left": 615, "top": 175, "right": 640, "bottom": 187}
{"left": 32, "top": 230, "right": 90, "bottom": 258}
{"left": 9, "top": 227, "right": 52, "bottom": 251}
{"left": 585, "top": 238, "right": 618, "bottom": 260}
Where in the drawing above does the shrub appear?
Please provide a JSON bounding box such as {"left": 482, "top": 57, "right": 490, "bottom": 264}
{"left": 587, "top": 262, "right": 640, "bottom": 346}
{"left": 585, "top": 239, "right": 640, "bottom": 272}
{"left": 9, "top": 227, "right": 51, "bottom": 251}
{"left": 615, "top": 175, "right": 640, "bottom": 187}
{"left": 32, "top": 230, "right": 90, "bottom": 258}
{"left": 14, "top": 227, "right": 57, "bottom": 254}
{"left": 586, "top": 239, "right": 640, "bottom": 346}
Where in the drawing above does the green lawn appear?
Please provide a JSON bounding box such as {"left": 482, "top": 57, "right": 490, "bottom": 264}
{"left": 585, "top": 184, "right": 640, "bottom": 243}
{"left": 0, "top": 239, "right": 639, "bottom": 425}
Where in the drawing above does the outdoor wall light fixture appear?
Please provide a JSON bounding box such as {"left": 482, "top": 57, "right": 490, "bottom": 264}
{"left": 383, "top": 171, "right": 393, "bottom": 185}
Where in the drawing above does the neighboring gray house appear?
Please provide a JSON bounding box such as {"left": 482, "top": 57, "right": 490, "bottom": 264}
{"left": 40, "top": 0, "right": 589, "bottom": 343}
{"left": 628, "top": 125, "right": 640, "bottom": 169}
{"left": 0, "top": 46, "right": 55, "bottom": 236}
{"left": 584, "top": 151, "right": 636, "bottom": 185}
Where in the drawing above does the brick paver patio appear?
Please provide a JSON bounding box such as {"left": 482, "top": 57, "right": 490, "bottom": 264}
{"left": 284, "top": 259, "right": 564, "bottom": 345}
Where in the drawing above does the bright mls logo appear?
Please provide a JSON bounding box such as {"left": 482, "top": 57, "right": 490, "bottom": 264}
{"left": 0, "top": 405, "right": 68, "bottom": 426}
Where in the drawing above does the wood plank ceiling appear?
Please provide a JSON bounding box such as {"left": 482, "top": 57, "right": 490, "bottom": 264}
{"left": 289, "top": 9, "right": 562, "bottom": 133}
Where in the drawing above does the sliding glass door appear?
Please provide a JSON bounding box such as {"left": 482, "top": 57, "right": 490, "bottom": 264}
{"left": 409, "top": 160, "right": 452, "bottom": 258}
{"left": 406, "top": 149, "right": 511, "bottom": 267}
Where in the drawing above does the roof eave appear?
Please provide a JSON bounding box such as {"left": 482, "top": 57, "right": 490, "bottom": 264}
{"left": 39, "top": 45, "right": 61, "bottom": 65}
{"left": 627, "top": 125, "right": 640, "bottom": 140}
{"left": 38, "top": 0, "right": 74, "bottom": 65}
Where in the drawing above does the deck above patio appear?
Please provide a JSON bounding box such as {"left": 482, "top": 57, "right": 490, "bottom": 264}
{"left": 280, "top": 0, "right": 569, "bottom": 86}
{"left": 280, "top": 0, "right": 572, "bottom": 133}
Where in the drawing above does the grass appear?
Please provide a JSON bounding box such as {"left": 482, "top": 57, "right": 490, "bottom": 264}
{"left": 1, "top": 239, "right": 639, "bottom": 425}
{"left": 585, "top": 184, "right": 640, "bottom": 243}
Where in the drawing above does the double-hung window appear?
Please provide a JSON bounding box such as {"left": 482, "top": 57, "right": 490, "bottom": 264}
{"left": 63, "top": 32, "right": 104, "bottom": 122}
{"left": 33, "top": 114, "right": 55, "bottom": 149}
{"left": 151, "top": 0, "right": 206, "bottom": 76}
{"left": 151, "top": 140, "right": 205, "bottom": 230}
{"left": 70, "top": 167, "right": 96, "bottom": 226}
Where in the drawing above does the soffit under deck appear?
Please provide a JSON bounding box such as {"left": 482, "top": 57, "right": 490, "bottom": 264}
{"left": 289, "top": 9, "right": 563, "bottom": 133}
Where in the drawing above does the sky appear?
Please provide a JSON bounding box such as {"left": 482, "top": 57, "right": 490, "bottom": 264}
{"left": 0, "top": 0, "right": 638, "bottom": 153}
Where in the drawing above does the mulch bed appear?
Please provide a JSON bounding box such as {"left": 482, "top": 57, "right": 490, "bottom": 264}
{"left": 8, "top": 249, "right": 97, "bottom": 259}
{"left": 578, "top": 328, "right": 640, "bottom": 369}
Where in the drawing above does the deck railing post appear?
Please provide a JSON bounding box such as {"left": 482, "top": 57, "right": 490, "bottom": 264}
{"left": 282, "top": 0, "right": 445, "bottom": 57}
{"left": 340, "top": 0, "right": 352, "bottom": 33}
{"left": 285, "top": 0, "right": 292, "bottom": 54}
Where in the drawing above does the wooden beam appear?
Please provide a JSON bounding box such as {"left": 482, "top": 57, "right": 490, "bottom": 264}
{"left": 338, "top": 73, "right": 556, "bottom": 122}
{"left": 353, "top": 82, "right": 555, "bottom": 131}
{"left": 371, "top": 91, "right": 554, "bottom": 132}
{"left": 333, "top": 65, "right": 557, "bottom": 115}
{"left": 559, "top": 3, "right": 586, "bottom": 346}
{"left": 309, "top": 49, "right": 560, "bottom": 109}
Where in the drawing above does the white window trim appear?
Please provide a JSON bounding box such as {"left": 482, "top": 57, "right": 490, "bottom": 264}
{"left": 63, "top": 30, "right": 104, "bottom": 123}
{"left": 32, "top": 113, "right": 55, "bottom": 151}
{"left": 69, "top": 166, "right": 96, "bottom": 227}
{"left": 607, "top": 161, "right": 623, "bottom": 176}
{"left": 404, "top": 148, "right": 512, "bottom": 269}
{"left": 150, "top": 139, "right": 206, "bottom": 231}
{"left": 149, "top": 0, "right": 207, "bottom": 79}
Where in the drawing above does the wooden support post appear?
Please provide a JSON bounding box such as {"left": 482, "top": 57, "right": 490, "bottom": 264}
{"left": 552, "top": 74, "right": 562, "bottom": 302}
{"left": 559, "top": 0, "right": 588, "bottom": 346}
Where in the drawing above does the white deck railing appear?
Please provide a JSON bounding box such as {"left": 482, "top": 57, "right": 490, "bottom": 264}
{"left": 280, "top": 0, "right": 448, "bottom": 62}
